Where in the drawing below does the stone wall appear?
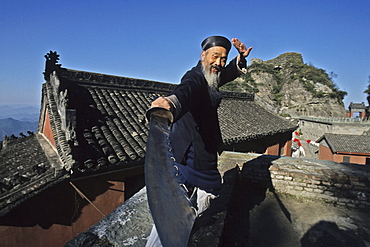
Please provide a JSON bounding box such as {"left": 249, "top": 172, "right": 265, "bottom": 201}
{"left": 219, "top": 152, "right": 370, "bottom": 209}
{"left": 65, "top": 152, "right": 370, "bottom": 246}
{"left": 297, "top": 116, "right": 370, "bottom": 141}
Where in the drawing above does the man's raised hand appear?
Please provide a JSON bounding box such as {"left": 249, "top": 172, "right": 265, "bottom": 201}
{"left": 231, "top": 38, "right": 253, "bottom": 58}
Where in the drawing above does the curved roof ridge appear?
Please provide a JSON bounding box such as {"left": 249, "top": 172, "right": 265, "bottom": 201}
{"left": 59, "top": 68, "right": 175, "bottom": 92}
{"left": 221, "top": 90, "right": 254, "bottom": 100}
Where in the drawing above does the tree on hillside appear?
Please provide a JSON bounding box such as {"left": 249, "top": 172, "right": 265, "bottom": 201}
{"left": 364, "top": 75, "right": 370, "bottom": 106}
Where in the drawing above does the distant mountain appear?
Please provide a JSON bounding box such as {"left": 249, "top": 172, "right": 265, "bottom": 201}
{"left": 0, "top": 118, "right": 38, "bottom": 141}
{"left": 221, "top": 52, "right": 347, "bottom": 118}
{"left": 0, "top": 105, "right": 39, "bottom": 122}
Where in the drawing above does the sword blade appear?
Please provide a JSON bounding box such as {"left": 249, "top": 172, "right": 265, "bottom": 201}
{"left": 145, "top": 109, "right": 196, "bottom": 247}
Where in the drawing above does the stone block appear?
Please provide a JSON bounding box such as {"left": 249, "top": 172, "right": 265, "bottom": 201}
{"left": 288, "top": 181, "right": 304, "bottom": 187}
{"left": 349, "top": 176, "right": 360, "bottom": 182}
{"left": 293, "top": 186, "right": 304, "bottom": 191}
{"left": 316, "top": 193, "right": 336, "bottom": 202}
{"left": 307, "top": 184, "right": 318, "bottom": 189}
{"left": 337, "top": 174, "right": 349, "bottom": 183}
{"left": 322, "top": 181, "right": 332, "bottom": 186}
{"left": 313, "top": 188, "right": 324, "bottom": 194}
{"left": 334, "top": 183, "right": 343, "bottom": 188}
{"left": 269, "top": 165, "right": 279, "bottom": 171}
{"left": 311, "top": 179, "right": 322, "bottom": 185}
{"left": 323, "top": 191, "right": 335, "bottom": 196}
{"left": 351, "top": 181, "right": 366, "bottom": 187}
{"left": 338, "top": 198, "right": 351, "bottom": 204}
{"left": 354, "top": 186, "right": 367, "bottom": 191}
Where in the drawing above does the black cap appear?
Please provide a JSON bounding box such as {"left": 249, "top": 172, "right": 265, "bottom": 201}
{"left": 201, "top": 36, "right": 231, "bottom": 52}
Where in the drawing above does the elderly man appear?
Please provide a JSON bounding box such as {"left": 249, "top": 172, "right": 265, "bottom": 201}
{"left": 146, "top": 35, "right": 252, "bottom": 246}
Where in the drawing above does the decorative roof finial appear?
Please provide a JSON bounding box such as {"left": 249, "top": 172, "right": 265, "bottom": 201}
{"left": 45, "top": 51, "right": 60, "bottom": 65}
{"left": 44, "top": 51, "right": 62, "bottom": 80}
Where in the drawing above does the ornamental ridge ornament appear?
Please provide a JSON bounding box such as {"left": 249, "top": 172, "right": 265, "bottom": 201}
{"left": 45, "top": 51, "right": 60, "bottom": 66}
{"left": 44, "top": 51, "right": 62, "bottom": 80}
{"left": 221, "top": 91, "right": 254, "bottom": 100}
{"left": 59, "top": 69, "right": 175, "bottom": 92}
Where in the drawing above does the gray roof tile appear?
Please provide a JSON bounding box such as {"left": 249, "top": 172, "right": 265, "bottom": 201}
{"left": 43, "top": 67, "right": 296, "bottom": 176}
{"left": 0, "top": 134, "right": 64, "bottom": 216}
{"left": 320, "top": 133, "right": 370, "bottom": 154}
{"left": 219, "top": 94, "right": 297, "bottom": 145}
{"left": 0, "top": 56, "right": 296, "bottom": 214}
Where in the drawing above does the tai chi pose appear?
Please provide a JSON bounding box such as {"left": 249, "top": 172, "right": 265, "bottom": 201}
{"left": 146, "top": 35, "right": 252, "bottom": 247}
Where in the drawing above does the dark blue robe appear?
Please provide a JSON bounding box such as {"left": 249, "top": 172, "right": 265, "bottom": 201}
{"left": 169, "top": 58, "right": 242, "bottom": 191}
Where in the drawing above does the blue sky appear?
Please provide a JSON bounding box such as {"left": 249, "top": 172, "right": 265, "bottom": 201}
{"left": 1, "top": 0, "right": 369, "bottom": 109}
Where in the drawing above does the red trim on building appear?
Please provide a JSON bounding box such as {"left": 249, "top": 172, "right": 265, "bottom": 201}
{"left": 42, "top": 110, "right": 56, "bottom": 147}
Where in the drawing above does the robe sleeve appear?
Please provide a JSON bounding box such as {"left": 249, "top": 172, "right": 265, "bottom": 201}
{"left": 165, "top": 70, "right": 204, "bottom": 121}
{"left": 218, "top": 57, "right": 247, "bottom": 88}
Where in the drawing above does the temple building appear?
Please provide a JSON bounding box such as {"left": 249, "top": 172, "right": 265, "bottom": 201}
{"left": 0, "top": 52, "right": 296, "bottom": 246}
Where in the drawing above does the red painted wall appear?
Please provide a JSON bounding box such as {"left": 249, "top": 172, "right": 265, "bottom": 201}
{"left": 0, "top": 169, "right": 144, "bottom": 247}
{"left": 264, "top": 143, "right": 280, "bottom": 156}
{"left": 283, "top": 140, "right": 292, "bottom": 156}
{"left": 319, "top": 145, "right": 368, "bottom": 165}
{"left": 42, "top": 110, "right": 56, "bottom": 147}
{"left": 318, "top": 145, "right": 333, "bottom": 161}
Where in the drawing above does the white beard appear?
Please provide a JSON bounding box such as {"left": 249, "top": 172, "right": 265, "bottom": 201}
{"left": 202, "top": 63, "right": 221, "bottom": 90}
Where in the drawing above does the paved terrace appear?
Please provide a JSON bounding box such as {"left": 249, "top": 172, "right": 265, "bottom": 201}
{"left": 65, "top": 152, "right": 370, "bottom": 247}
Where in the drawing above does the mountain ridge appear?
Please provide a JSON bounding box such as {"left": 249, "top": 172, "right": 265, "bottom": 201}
{"left": 221, "top": 52, "right": 348, "bottom": 118}
{"left": 0, "top": 104, "right": 39, "bottom": 122}
{"left": 0, "top": 118, "right": 38, "bottom": 141}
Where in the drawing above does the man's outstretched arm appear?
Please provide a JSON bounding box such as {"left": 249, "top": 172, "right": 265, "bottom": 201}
{"left": 220, "top": 38, "right": 253, "bottom": 86}
{"left": 232, "top": 38, "right": 253, "bottom": 73}
{"left": 232, "top": 38, "right": 253, "bottom": 61}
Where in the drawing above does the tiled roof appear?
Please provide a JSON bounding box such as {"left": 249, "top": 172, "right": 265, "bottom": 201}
{"left": 0, "top": 134, "right": 64, "bottom": 216}
{"left": 44, "top": 67, "right": 296, "bottom": 177}
{"left": 349, "top": 102, "right": 366, "bottom": 110}
{"left": 219, "top": 93, "right": 297, "bottom": 145}
{"left": 0, "top": 55, "right": 296, "bottom": 215}
{"left": 319, "top": 133, "right": 370, "bottom": 154}
{"left": 44, "top": 68, "right": 174, "bottom": 177}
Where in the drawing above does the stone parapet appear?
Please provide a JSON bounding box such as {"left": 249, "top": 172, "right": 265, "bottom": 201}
{"left": 65, "top": 152, "right": 370, "bottom": 246}
{"left": 219, "top": 152, "right": 370, "bottom": 209}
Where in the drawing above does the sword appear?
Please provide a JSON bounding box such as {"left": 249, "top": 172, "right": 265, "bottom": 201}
{"left": 145, "top": 107, "right": 196, "bottom": 247}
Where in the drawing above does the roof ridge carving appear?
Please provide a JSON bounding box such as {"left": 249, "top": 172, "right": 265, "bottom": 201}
{"left": 221, "top": 91, "right": 254, "bottom": 100}
{"left": 57, "top": 68, "right": 255, "bottom": 100}
{"left": 59, "top": 68, "right": 175, "bottom": 92}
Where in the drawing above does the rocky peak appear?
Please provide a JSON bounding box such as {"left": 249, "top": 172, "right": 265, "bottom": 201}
{"left": 221, "top": 52, "right": 347, "bottom": 118}
{"left": 265, "top": 52, "right": 304, "bottom": 66}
